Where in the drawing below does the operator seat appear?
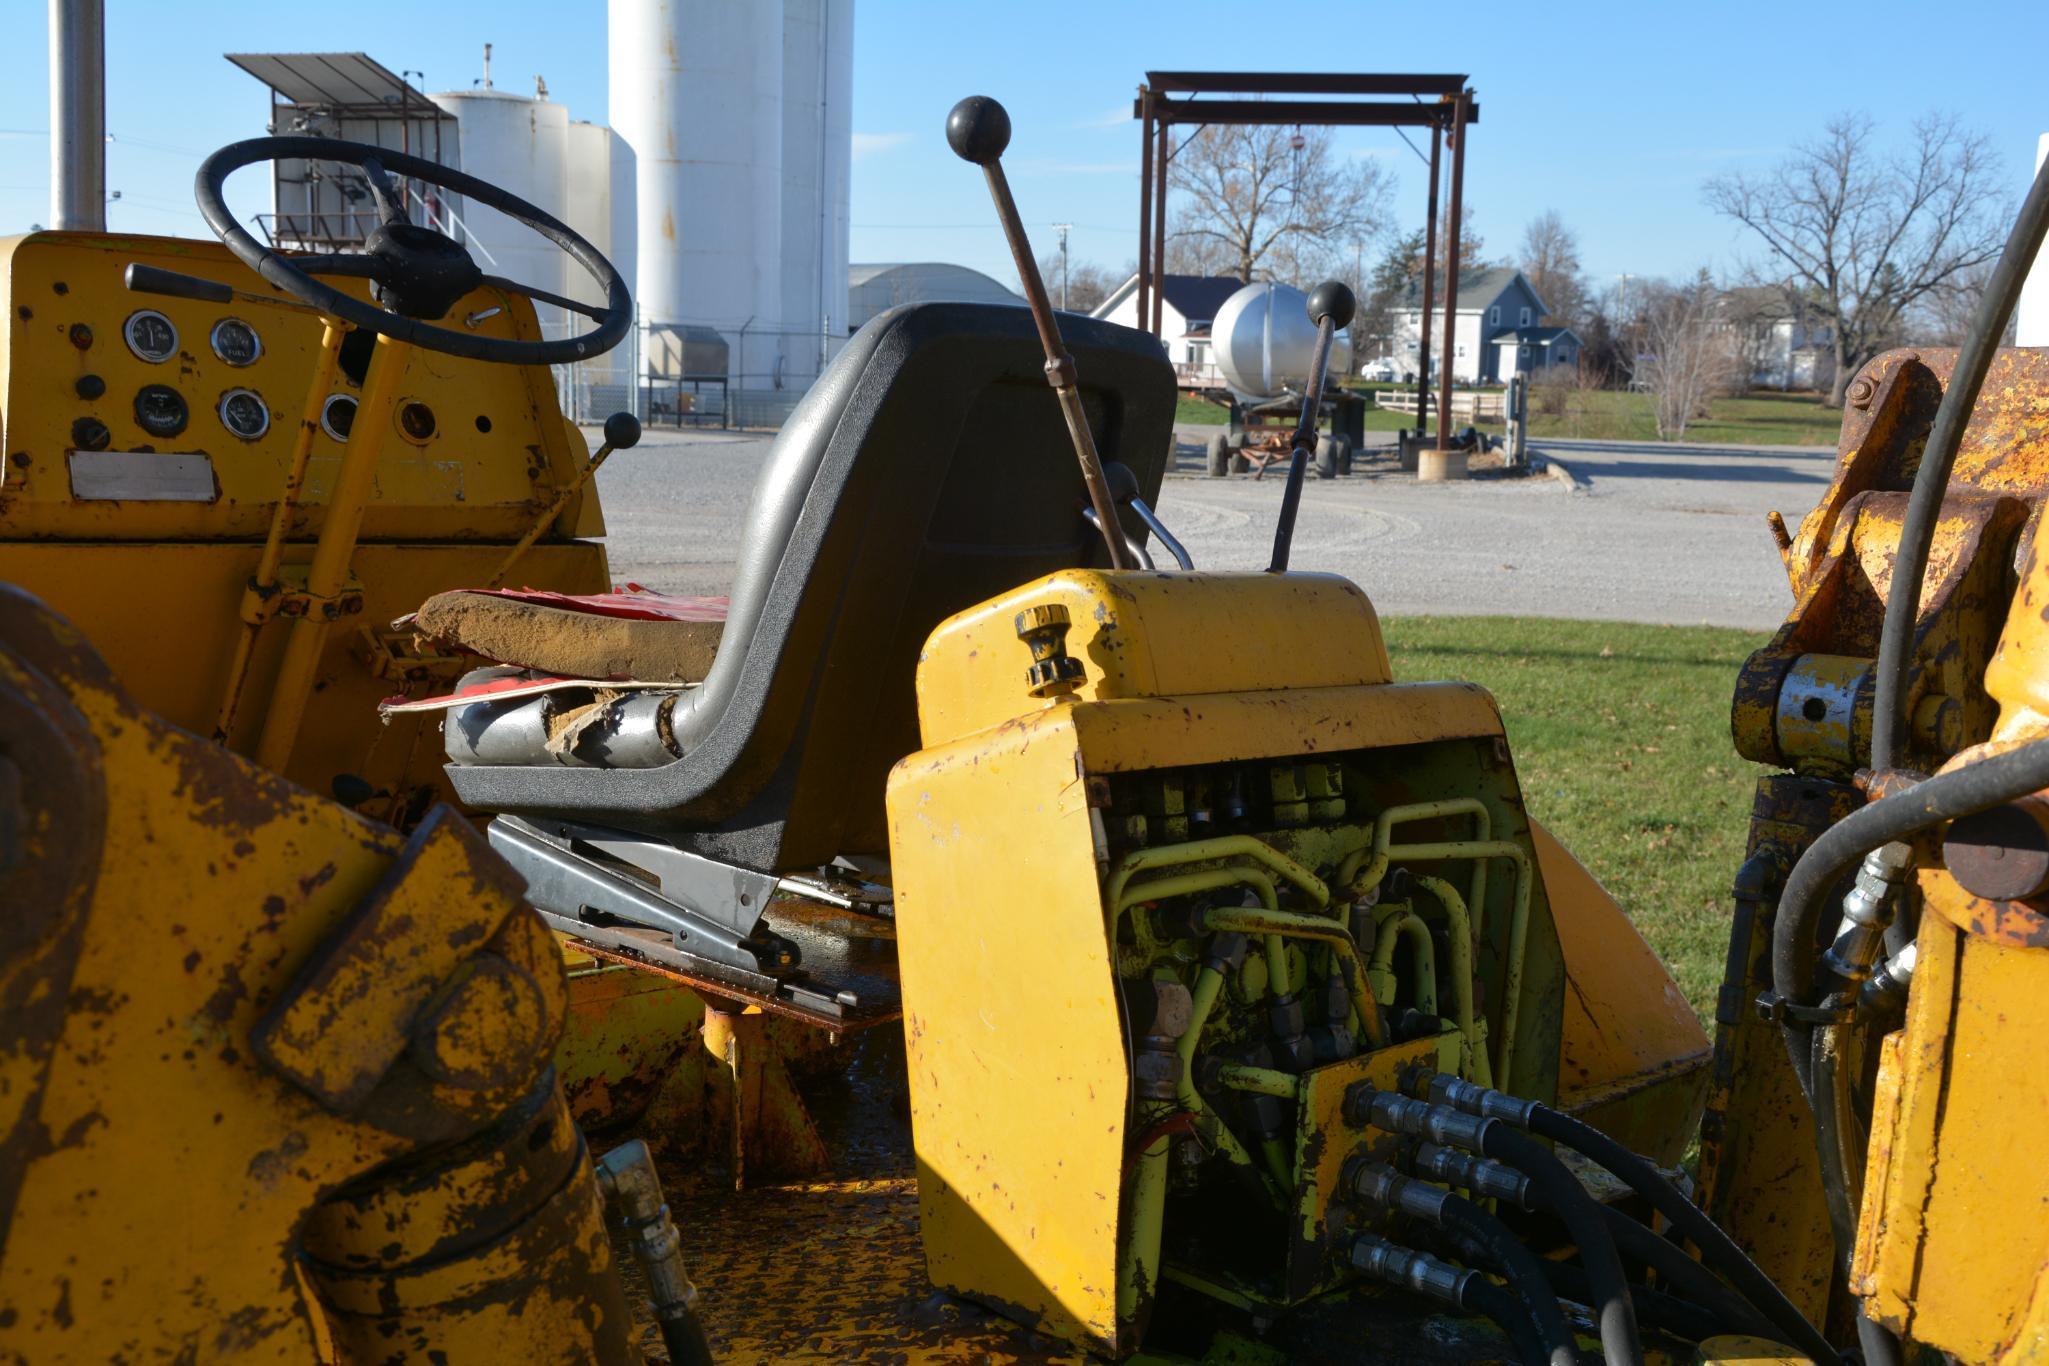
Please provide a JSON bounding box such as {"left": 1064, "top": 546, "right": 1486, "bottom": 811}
{"left": 443, "top": 301, "right": 1174, "bottom": 874}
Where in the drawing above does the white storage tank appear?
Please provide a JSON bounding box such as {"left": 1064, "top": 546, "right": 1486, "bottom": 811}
{"left": 1212, "top": 281, "right": 1354, "bottom": 403}
{"left": 430, "top": 87, "right": 571, "bottom": 339}
{"left": 778, "top": 0, "right": 853, "bottom": 388}
{"left": 609, "top": 0, "right": 786, "bottom": 387}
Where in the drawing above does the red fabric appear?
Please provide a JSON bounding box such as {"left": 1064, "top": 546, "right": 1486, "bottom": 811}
{"left": 460, "top": 583, "right": 728, "bottom": 623}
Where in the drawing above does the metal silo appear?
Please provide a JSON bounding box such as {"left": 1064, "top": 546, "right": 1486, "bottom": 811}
{"left": 430, "top": 85, "right": 571, "bottom": 339}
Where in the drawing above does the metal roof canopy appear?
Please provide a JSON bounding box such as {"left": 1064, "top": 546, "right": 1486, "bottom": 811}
{"left": 224, "top": 52, "right": 442, "bottom": 113}
{"left": 1132, "top": 70, "right": 1478, "bottom": 451}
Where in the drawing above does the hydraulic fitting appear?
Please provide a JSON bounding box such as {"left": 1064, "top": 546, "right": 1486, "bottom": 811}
{"left": 1346, "top": 1233, "right": 1473, "bottom": 1307}
{"left": 1130, "top": 981, "right": 1194, "bottom": 1101}
{"left": 1343, "top": 1159, "right": 1452, "bottom": 1224}
{"left": 1410, "top": 1142, "right": 1534, "bottom": 1210}
{"left": 1343, "top": 1085, "right": 1492, "bottom": 1151}
{"left": 1269, "top": 992, "right": 1314, "bottom": 1072}
{"left": 1423, "top": 1073, "right": 1536, "bottom": 1127}
{"left": 594, "top": 1139, "right": 703, "bottom": 1346}
{"left": 1858, "top": 940, "right": 1917, "bottom": 1023}
{"left": 1822, "top": 841, "right": 1915, "bottom": 985}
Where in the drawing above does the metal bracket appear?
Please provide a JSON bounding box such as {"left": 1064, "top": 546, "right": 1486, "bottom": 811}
{"left": 1754, "top": 990, "right": 1854, "bottom": 1026}
{"left": 239, "top": 565, "right": 367, "bottom": 626}
{"left": 488, "top": 815, "right": 794, "bottom": 977}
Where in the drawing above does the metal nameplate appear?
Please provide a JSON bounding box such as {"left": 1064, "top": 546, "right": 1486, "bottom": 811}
{"left": 67, "top": 450, "right": 218, "bottom": 502}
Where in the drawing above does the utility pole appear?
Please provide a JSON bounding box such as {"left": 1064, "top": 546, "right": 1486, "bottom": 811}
{"left": 1053, "top": 223, "right": 1073, "bottom": 310}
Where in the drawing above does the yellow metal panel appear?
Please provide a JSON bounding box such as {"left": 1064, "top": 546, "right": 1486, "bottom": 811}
{"left": 914, "top": 570, "right": 1393, "bottom": 748}
{"left": 888, "top": 703, "right": 1130, "bottom": 1354}
{"left": 0, "top": 231, "right": 603, "bottom": 543}
{"left": 0, "top": 538, "right": 606, "bottom": 798}
{"left": 1535, "top": 821, "right": 1711, "bottom": 1166}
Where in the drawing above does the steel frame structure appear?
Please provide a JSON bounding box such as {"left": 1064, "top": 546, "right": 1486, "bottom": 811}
{"left": 1134, "top": 72, "right": 1476, "bottom": 446}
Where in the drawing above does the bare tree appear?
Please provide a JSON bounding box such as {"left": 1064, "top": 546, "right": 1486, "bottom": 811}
{"left": 1165, "top": 123, "right": 1394, "bottom": 284}
{"left": 1518, "top": 210, "right": 1585, "bottom": 328}
{"left": 1705, "top": 113, "right": 2006, "bottom": 407}
{"left": 1911, "top": 258, "right": 2020, "bottom": 348}
{"left": 1639, "top": 273, "right": 1740, "bottom": 440}
{"left": 1035, "top": 253, "right": 1125, "bottom": 314}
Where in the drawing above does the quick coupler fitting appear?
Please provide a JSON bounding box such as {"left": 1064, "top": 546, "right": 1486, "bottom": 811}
{"left": 1342, "top": 1158, "right": 1452, "bottom": 1223}
{"left": 1823, "top": 842, "right": 1915, "bottom": 985}
{"left": 1342, "top": 1085, "right": 1492, "bottom": 1151}
{"left": 1346, "top": 1232, "right": 1473, "bottom": 1307}
{"left": 1419, "top": 1073, "right": 1536, "bottom": 1127}
{"left": 1409, "top": 1142, "right": 1534, "bottom": 1210}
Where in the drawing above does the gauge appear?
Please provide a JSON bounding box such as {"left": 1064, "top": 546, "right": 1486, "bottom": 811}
{"left": 320, "top": 393, "right": 357, "bottom": 441}
{"left": 209, "top": 317, "right": 262, "bottom": 367}
{"left": 218, "top": 388, "right": 270, "bottom": 441}
{"left": 133, "top": 384, "right": 188, "bottom": 438}
{"left": 123, "top": 309, "right": 178, "bottom": 363}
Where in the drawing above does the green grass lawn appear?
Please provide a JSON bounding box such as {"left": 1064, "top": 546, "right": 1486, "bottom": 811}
{"left": 1381, "top": 616, "right": 1769, "bottom": 1026}
{"left": 1177, "top": 388, "right": 1845, "bottom": 447}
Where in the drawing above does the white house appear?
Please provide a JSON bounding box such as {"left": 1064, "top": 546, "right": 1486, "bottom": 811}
{"left": 1717, "top": 286, "right": 1836, "bottom": 392}
{"left": 1394, "top": 266, "right": 1579, "bottom": 384}
{"left": 1093, "top": 273, "right": 1247, "bottom": 388}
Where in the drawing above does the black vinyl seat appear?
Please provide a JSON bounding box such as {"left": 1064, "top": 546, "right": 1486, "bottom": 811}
{"left": 448, "top": 301, "right": 1174, "bottom": 873}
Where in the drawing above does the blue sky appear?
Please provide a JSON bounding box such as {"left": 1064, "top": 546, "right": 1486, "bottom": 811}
{"left": 4, "top": 0, "right": 2045, "bottom": 293}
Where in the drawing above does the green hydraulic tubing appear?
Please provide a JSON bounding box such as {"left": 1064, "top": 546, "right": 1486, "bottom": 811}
{"left": 1385, "top": 839, "right": 1532, "bottom": 1091}
{"left": 1408, "top": 873, "right": 1492, "bottom": 1086}
{"left": 1338, "top": 798, "right": 1494, "bottom": 919}
{"left": 1195, "top": 904, "right": 1388, "bottom": 1048}
{"left": 1369, "top": 907, "right": 1439, "bottom": 1017}
{"left": 1105, "top": 835, "right": 1330, "bottom": 914}
{"left": 1214, "top": 1064, "right": 1301, "bottom": 1099}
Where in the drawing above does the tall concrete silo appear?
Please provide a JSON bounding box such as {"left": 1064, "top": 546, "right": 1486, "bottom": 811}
{"left": 430, "top": 85, "right": 572, "bottom": 339}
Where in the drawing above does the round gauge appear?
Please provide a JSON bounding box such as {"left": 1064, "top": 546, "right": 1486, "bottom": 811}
{"left": 218, "top": 388, "right": 270, "bottom": 441}
{"left": 320, "top": 393, "right": 358, "bottom": 441}
{"left": 209, "top": 317, "right": 262, "bottom": 367}
{"left": 132, "top": 384, "right": 189, "bottom": 438}
{"left": 123, "top": 309, "right": 178, "bottom": 364}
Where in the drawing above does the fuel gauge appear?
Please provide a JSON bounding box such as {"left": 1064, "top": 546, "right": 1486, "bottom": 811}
{"left": 209, "top": 318, "right": 262, "bottom": 367}
{"left": 218, "top": 388, "right": 270, "bottom": 441}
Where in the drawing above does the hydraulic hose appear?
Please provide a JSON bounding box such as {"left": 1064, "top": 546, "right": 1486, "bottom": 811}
{"left": 1536, "top": 1258, "right": 1724, "bottom": 1346}
{"left": 1347, "top": 1162, "right": 1577, "bottom": 1366}
{"left": 1596, "top": 1206, "right": 1777, "bottom": 1342}
{"left": 1481, "top": 1125, "right": 1644, "bottom": 1366}
{"left": 1347, "top": 1233, "right": 1544, "bottom": 1365}
{"left": 1529, "top": 1100, "right": 1831, "bottom": 1363}
{"left": 1770, "top": 739, "right": 2049, "bottom": 1094}
{"left": 1869, "top": 149, "right": 2049, "bottom": 774}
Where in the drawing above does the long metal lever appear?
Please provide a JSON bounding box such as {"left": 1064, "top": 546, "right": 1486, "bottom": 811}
{"left": 1267, "top": 281, "right": 1355, "bottom": 574}
{"left": 947, "top": 95, "right": 1133, "bottom": 570}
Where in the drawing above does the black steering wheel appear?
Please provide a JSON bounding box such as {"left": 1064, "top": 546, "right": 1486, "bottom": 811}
{"left": 195, "top": 137, "right": 631, "bottom": 366}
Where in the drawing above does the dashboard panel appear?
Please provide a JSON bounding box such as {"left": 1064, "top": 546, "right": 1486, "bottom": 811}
{"left": 0, "top": 230, "right": 605, "bottom": 544}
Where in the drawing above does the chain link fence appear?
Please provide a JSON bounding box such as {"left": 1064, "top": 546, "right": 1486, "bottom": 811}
{"left": 548, "top": 312, "right": 847, "bottom": 432}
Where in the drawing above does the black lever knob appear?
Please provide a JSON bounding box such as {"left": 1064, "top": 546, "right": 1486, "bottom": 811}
{"left": 1307, "top": 280, "right": 1357, "bottom": 331}
{"left": 946, "top": 95, "right": 1012, "bottom": 165}
{"left": 602, "top": 411, "right": 642, "bottom": 451}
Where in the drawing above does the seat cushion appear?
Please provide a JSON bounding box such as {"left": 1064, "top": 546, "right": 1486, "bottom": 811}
{"left": 409, "top": 588, "right": 726, "bottom": 683}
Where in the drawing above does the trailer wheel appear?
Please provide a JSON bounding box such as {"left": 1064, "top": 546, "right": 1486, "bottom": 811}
{"left": 1315, "top": 436, "right": 1338, "bottom": 480}
{"left": 1206, "top": 432, "right": 1233, "bottom": 478}
{"left": 1335, "top": 434, "right": 1354, "bottom": 476}
{"left": 1230, "top": 450, "right": 1251, "bottom": 474}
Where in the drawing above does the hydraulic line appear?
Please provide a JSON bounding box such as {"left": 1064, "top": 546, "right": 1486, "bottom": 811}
{"left": 1534, "top": 1258, "right": 1726, "bottom": 1346}
{"left": 1597, "top": 1206, "right": 1778, "bottom": 1342}
{"left": 1347, "top": 1161, "right": 1577, "bottom": 1366}
{"left": 1194, "top": 903, "right": 1388, "bottom": 1047}
{"left": 1347, "top": 1233, "right": 1545, "bottom": 1365}
{"left": 1407, "top": 873, "right": 1490, "bottom": 1085}
{"left": 1868, "top": 149, "right": 2049, "bottom": 774}
{"left": 1369, "top": 906, "right": 1439, "bottom": 1015}
{"left": 1769, "top": 740, "right": 2049, "bottom": 1095}
{"left": 1354, "top": 1091, "right": 1641, "bottom": 1366}
{"left": 1426, "top": 1076, "right": 1833, "bottom": 1364}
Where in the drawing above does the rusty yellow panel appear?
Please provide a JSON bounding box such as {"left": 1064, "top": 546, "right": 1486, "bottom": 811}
{"left": 913, "top": 570, "right": 1393, "bottom": 748}
{"left": 1534, "top": 821, "right": 1710, "bottom": 1166}
{"left": 560, "top": 957, "right": 708, "bottom": 1133}
{"left": 888, "top": 702, "right": 1130, "bottom": 1355}
{"left": 0, "top": 538, "right": 606, "bottom": 797}
{"left": 0, "top": 230, "right": 604, "bottom": 542}
{"left": 1856, "top": 902, "right": 2049, "bottom": 1362}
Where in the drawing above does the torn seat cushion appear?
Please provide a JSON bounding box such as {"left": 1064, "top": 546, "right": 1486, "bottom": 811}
{"left": 408, "top": 587, "right": 726, "bottom": 683}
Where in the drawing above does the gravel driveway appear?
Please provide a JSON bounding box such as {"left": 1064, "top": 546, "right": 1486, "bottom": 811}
{"left": 586, "top": 426, "right": 1836, "bottom": 631}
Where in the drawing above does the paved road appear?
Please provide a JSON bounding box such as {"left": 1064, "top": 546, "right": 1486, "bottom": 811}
{"left": 586, "top": 426, "right": 1836, "bottom": 630}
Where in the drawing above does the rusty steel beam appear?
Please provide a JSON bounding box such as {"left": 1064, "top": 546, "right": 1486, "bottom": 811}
{"left": 1143, "top": 71, "right": 1468, "bottom": 96}
{"left": 1151, "top": 115, "right": 1168, "bottom": 335}
{"left": 1418, "top": 121, "right": 1441, "bottom": 440}
{"left": 1139, "top": 97, "right": 1477, "bottom": 128}
{"left": 1436, "top": 94, "right": 1469, "bottom": 451}
{"left": 1137, "top": 89, "right": 1153, "bottom": 338}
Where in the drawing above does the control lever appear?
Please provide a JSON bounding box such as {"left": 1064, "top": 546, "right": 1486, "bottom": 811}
{"left": 1267, "top": 281, "right": 1356, "bottom": 574}
{"left": 488, "top": 411, "right": 642, "bottom": 588}
{"left": 946, "top": 95, "right": 1133, "bottom": 570}
{"left": 1080, "top": 462, "right": 1195, "bottom": 572}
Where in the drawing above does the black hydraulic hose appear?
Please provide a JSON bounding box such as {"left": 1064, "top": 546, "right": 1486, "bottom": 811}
{"left": 1480, "top": 1125, "right": 1643, "bottom": 1366}
{"left": 1462, "top": 1276, "right": 1548, "bottom": 1366}
{"left": 1771, "top": 740, "right": 2049, "bottom": 1094}
{"left": 1538, "top": 1259, "right": 1724, "bottom": 1346}
{"left": 1526, "top": 1104, "right": 1834, "bottom": 1364}
{"left": 1869, "top": 150, "right": 2049, "bottom": 774}
{"left": 1597, "top": 1206, "right": 1778, "bottom": 1342}
{"left": 1438, "top": 1193, "right": 1580, "bottom": 1366}
{"left": 660, "top": 1313, "right": 717, "bottom": 1366}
